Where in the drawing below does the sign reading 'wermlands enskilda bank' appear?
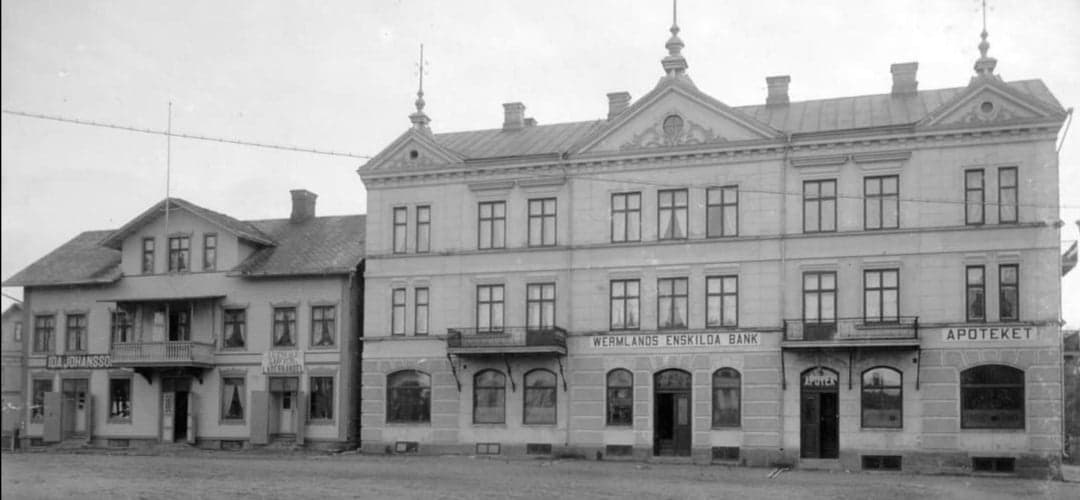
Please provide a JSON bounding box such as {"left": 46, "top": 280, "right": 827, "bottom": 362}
{"left": 589, "top": 332, "right": 761, "bottom": 350}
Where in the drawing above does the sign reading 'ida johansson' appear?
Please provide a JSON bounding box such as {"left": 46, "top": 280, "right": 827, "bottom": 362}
{"left": 589, "top": 332, "right": 761, "bottom": 350}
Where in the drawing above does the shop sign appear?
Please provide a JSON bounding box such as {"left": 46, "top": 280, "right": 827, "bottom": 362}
{"left": 262, "top": 350, "right": 304, "bottom": 374}
{"left": 941, "top": 326, "right": 1037, "bottom": 343}
{"left": 801, "top": 370, "right": 838, "bottom": 389}
{"left": 46, "top": 354, "right": 112, "bottom": 370}
{"left": 590, "top": 332, "right": 761, "bottom": 350}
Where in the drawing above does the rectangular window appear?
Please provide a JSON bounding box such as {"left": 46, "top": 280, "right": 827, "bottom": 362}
{"left": 203, "top": 233, "right": 217, "bottom": 271}
{"left": 998, "top": 167, "right": 1018, "bottom": 223}
{"left": 141, "top": 237, "right": 155, "bottom": 274}
{"left": 272, "top": 307, "right": 296, "bottom": 347}
{"left": 999, "top": 264, "right": 1019, "bottom": 321}
{"left": 311, "top": 306, "right": 336, "bottom": 347}
{"left": 803, "top": 180, "right": 837, "bottom": 233}
{"left": 416, "top": 205, "right": 431, "bottom": 253}
{"left": 528, "top": 198, "right": 557, "bottom": 247}
{"left": 414, "top": 288, "right": 429, "bottom": 336}
{"left": 657, "top": 278, "right": 688, "bottom": 329}
{"left": 31, "top": 379, "right": 52, "bottom": 421}
{"left": 65, "top": 314, "right": 87, "bottom": 353}
{"left": 864, "top": 175, "right": 899, "bottom": 230}
{"left": 609, "top": 279, "right": 640, "bottom": 330}
{"left": 391, "top": 288, "right": 407, "bottom": 336}
{"left": 223, "top": 309, "right": 246, "bottom": 349}
{"left": 392, "top": 206, "right": 408, "bottom": 254}
{"left": 221, "top": 377, "right": 245, "bottom": 421}
{"left": 168, "top": 236, "right": 190, "bottom": 272}
{"left": 966, "top": 266, "right": 986, "bottom": 322}
{"left": 109, "top": 378, "right": 132, "bottom": 422}
{"left": 476, "top": 285, "right": 505, "bottom": 333}
{"left": 706, "top": 276, "right": 738, "bottom": 328}
{"left": 706, "top": 186, "right": 738, "bottom": 237}
{"left": 611, "top": 192, "right": 641, "bottom": 242}
{"left": 33, "top": 315, "right": 55, "bottom": 354}
{"left": 526, "top": 283, "right": 556, "bottom": 332}
{"left": 863, "top": 269, "right": 899, "bottom": 323}
{"left": 658, "top": 189, "right": 688, "bottom": 240}
{"left": 478, "top": 201, "right": 506, "bottom": 249}
{"left": 309, "top": 376, "right": 334, "bottom": 420}
{"left": 803, "top": 271, "right": 837, "bottom": 323}
{"left": 111, "top": 308, "right": 134, "bottom": 344}
{"left": 965, "top": 169, "right": 985, "bottom": 225}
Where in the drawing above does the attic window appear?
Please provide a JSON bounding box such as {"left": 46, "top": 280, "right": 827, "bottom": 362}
{"left": 409, "top": 149, "right": 419, "bottom": 160}
{"left": 979, "top": 101, "right": 995, "bottom": 114}
{"left": 662, "top": 114, "right": 684, "bottom": 138}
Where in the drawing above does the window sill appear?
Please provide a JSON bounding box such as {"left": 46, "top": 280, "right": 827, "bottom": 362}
{"left": 270, "top": 345, "right": 299, "bottom": 350}
{"left": 107, "top": 418, "right": 132, "bottom": 425}
{"left": 472, "top": 422, "right": 508, "bottom": 427}
{"left": 308, "top": 345, "right": 338, "bottom": 351}
{"left": 960, "top": 427, "right": 1025, "bottom": 432}
{"left": 307, "top": 419, "right": 335, "bottom": 426}
{"left": 859, "top": 426, "right": 904, "bottom": 432}
{"left": 710, "top": 426, "right": 741, "bottom": 430}
{"left": 385, "top": 421, "right": 432, "bottom": 426}
{"left": 521, "top": 423, "right": 558, "bottom": 427}
{"left": 218, "top": 347, "right": 248, "bottom": 353}
{"left": 220, "top": 419, "right": 246, "bottom": 426}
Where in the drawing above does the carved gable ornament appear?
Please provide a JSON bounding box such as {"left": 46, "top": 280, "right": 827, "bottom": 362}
{"left": 620, "top": 113, "right": 726, "bottom": 150}
{"left": 920, "top": 83, "right": 1059, "bottom": 129}
{"left": 359, "top": 129, "right": 464, "bottom": 174}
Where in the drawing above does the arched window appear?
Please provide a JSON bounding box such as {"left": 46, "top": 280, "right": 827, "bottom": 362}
{"left": 712, "top": 368, "right": 741, "bottom": 428}
{"left": 606, "top": 369, "right": 633, "bottom": 426}
{"left": 524, "top": 369, "right": 557, "bottom": 425}
{"left": 387, "top": 370, "right": 431, "bottom": 423}
{"left": 473, "top": 369, "right": 506, "bottom": 424}
{"left": 961, "top": 365, "right": 1024, "bottom": 429}
{"left": 861, "top": 367, "right": 902, "bottom": 428}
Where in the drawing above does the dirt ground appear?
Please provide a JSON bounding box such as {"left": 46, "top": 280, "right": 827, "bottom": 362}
{"left": 0, "top": 450, "right": 1075, "bottom": 500}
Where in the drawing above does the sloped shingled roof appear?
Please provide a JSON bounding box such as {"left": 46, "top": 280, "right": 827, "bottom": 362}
{"left": 101, "top": 198, "right": 275, "bottom": 249}
{"left": 2, "top": 230, "right": 122, "bottom": 287}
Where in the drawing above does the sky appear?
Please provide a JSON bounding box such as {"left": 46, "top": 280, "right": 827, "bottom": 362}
{"left": 2, "top": 0, "right": 1078, "bottom": 325}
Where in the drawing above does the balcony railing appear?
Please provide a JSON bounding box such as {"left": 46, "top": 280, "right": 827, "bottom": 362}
{"left": 110, "top": 341, "right": 216, "bottom": 367}
{"left": 446, "top": 327, "right": 567, "bottom": 356}
{"left": 782, "top": 317, "right": 919, "bottom": 348}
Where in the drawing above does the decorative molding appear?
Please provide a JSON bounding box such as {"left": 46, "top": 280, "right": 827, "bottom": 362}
{"left": 790, "top": 154, "right": 849, "bottom": 168}
{"left": 852, "top": 151, "right": 912, "bottom": 164}
{"left": 620, "top": 115, "right": 726, "bottom": 151}
{"left": 468, "top": 180, "right": 515, "bottom": 192}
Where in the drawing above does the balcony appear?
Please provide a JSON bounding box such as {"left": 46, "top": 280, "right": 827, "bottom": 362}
{"left": 110, "top": 341, "right": 216, "bottom": 368}
{"left": 446, "top": 327, "right": 568, "bottom": 356}
{"left": 782, "top": 317, "right": 919, "bottom": 350}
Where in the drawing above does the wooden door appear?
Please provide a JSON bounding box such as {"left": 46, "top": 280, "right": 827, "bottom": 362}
{"left": 43, "top": 392, "right": 62, "bottom": 443}
{"left": 800, "top": 393, "right": 820, "bottom": 458}
{"left": 162, "top": 391, "right": 175, "bottom": 442}
{"left": 672, "top": 393, "right": 691, "bottom": 456}
{"left": 819, "top": 392, "right": 839, "bottom": 459}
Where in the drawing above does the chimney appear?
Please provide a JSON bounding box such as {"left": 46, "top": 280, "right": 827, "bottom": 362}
{"left": 766, "top": 75, "right": 790, "bottom": 106}
{"left": 290, "top": 189, "right": 317, "bottom": 223}
{"left": 503, "top": 102, "right": 525, "bottom": 131}
{"left": 524, "top": 117, "right": 537, "bottom": 127}
{"left": 607, "top": 91, "right": 632, "bottom": 120}
{"left": 891, "top": 62, "right": 918, "bottom": 95}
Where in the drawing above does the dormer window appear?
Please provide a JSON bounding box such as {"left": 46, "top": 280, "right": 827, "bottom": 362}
{"left": 168, "top": 236, "right": 190, "bottom": 272}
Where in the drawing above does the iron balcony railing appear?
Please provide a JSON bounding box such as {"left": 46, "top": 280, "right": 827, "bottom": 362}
{"left": 110, "top": 341, "right": 216, "bottom": 366}
{"left": 782, "top": 316, "right": 919, "bottom": 343}
{"left": 446, "top": 326, "right": 567, "bottom": 354}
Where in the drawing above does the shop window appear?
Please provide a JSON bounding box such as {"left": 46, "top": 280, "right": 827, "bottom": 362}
{"left": 311, "top": 306, "right": 336, "bottom": 347}
{"left": 611, "top": 192, "right": 641, "bottom": 242}
{"left": 861, "top": 367, "right": 902, "bottom": 428}
{"left": 31, "top": 379, "right": 52, "bottom": 421}
{"left": 221, "top": 377, "right": 246, "bottom": 421}
{"left": 606, "top": 369, "right": 633, "bottom": 426}
{"left": 712, "top": 368, "right": 741, "bottom": 428}
{"left": 108, "top": 378, "right": 132, "bottom": 422}
{"left": 272, "top": 307, "right": 296, "bottom": 347}
{"left": 223, "top": 309, "right": 246, "bottom": 349}
{"left": 658, "top": 189, "right": 688, "bottom": 240}
{"left": 961, "top": 365, "right": 1024, "bottom": 429}
{"left": 706, "top": 276, "right": 738, "bottom": 328}
{"left": 609, "top": 279, "right": 640, "bottom": 330}
{"left": 523, "top": 369, "right": 557, "bottom": 425}
{"left": 33, "top": 315, "right": 55, "bottom": 354}
{"left": 387, "top": 370, "right": 431, "bottom": 423}
{"left": 706, "top": 186, "right": 738, "bottom": 237}
{"left": 309, "top": 376, "right": 334, "bottom": 420}
{"left": 657, "top": 278, "right": 688, "bottom": 330}
{"left": 473, "top": 370, "right": 506, "bottom": 424}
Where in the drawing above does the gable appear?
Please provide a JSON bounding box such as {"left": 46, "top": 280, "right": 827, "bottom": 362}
{"left": 920, "top": 80, "right": 1062, "bottom": 129}
{"left": 359, "top": 129, "right": 464, "bottom": 174}
{"left": 578, "top": 83, "right": 782, "bottom": 154}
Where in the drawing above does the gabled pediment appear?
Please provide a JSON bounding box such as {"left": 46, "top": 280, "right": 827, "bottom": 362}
{"left": 919, "top": 79, "right": 1063, "bottom": 129}
{"left": 577, "top": 78, "right": 783, "bottom": 154}
{"left": 359, "top": 128, "right": 464, "bottom": 174}
{"left": 100, "top": 198, "right": 275, "bottom": 249}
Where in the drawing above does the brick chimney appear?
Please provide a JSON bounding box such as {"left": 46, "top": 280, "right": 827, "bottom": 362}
{"left": 891, "top": 62, "right": 918, "bottom": 95}
{"left": 607, "top": 92, "right": 632, "bottom": 120}
{"left": 290, "top": 189, "right": 317, "bottom": 223}
{"left": 766, "top": 75, "right": 790, "bottom": 106}
{"left": 503, "top": 102, "right": 525, "bottom": 131}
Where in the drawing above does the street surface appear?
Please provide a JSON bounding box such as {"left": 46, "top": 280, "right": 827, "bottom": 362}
{"left": 0, "top": 451, "right": 1075, "bottom": 499}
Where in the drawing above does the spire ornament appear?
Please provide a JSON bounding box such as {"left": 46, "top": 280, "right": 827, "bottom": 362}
{"left": 661, "top": 0, "right": 689, "bottom": 78}
{"left": 409, "top": 43, "right": 432, "bottom": 132}
{"left": 973, "top": 0, "right": 998, "bottom": 79}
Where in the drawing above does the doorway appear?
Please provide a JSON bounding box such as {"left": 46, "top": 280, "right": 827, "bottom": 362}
{"left": 654, "top": 369, "right": 692, "bottom": 457}
{"left": 269, "top": 377, "right": 299, "bottom": 437}
{"left": 161, "top": 377, "right": 191, "bottom": 442}
{"left": 800, "top": 367, "right": 839, "bottom": 459}
{"left": 60, "top": 378, "right": 88, "bottom": 438}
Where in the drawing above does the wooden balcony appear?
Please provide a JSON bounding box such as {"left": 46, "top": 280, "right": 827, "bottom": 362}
{"left": 110, "top": 341, "right": 216, "bottom": 368}
{"left": 446, "top": 327, "right": 567, "bottom": 356}
{"left": 782, "top": 317, "right": 919, "bottom": 350}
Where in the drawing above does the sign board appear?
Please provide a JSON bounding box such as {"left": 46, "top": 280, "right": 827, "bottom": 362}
{"left": 262, "top": 350, "right": 304, "bottom": 375}
{"left": 588, "top": 332, "right": 761, "bottom": 350}
{"left": 46, "top": 354, "right": 112, "bottom": 370}
{"left": 940, "top": 326, "right": 1037, "bottom": 343}
{"left": 801, "top": 370, "right": 838, "bottom": 389}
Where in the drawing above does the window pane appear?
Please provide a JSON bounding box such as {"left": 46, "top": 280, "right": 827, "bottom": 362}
{"left": 821, "top": 200, "right": 836, "bottom": 231}
{"left": 805, "top": 201, "right": 819, "bottom": 231}
{"left": 821, "top": 293, "right": 835, "bottom": 320}
{"left": 882, "top": 290, "right": 898, "bottom": 318}
{"left": 865, "top": 291, "right": 881, "bottom": 319}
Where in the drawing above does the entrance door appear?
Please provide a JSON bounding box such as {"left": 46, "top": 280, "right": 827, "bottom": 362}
{"left": 174, "top": 390, "right": 189, "bottom": 440}
{"left": 61, "top": 379, "right": 89, "bottom": 437}
{"left": 654, "top": 369, "right": 692, "bottom": 457}
{"left": 269, "top": 377, "right": 298, "bottom": 437}
{"left": 161, "top": 377, "right": 192, "bottom": 442}
{"left": 800, "top": 367, "right": 839, "bottom": 459}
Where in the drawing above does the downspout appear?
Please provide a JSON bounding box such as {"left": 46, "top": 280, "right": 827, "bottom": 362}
{"left": 561, "top": 153, "right": 573, "bottom": 450}
{"left": 778, "top": 133, "right": 792, "bottom": 463}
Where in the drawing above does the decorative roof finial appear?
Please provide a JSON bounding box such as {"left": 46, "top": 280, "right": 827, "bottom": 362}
{"left": 973, "top": 0, "right": 998, "bottom": 79}
{"left": 661, "top": 0, "right": 688, "bottom": 78}
{"left": 409, "top": 43, "right": 432, "bottom": 132}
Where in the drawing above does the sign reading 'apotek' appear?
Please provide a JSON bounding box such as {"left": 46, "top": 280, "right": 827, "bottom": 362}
{"left": 941, "top": 326, "right": 1037, "bottom": 342}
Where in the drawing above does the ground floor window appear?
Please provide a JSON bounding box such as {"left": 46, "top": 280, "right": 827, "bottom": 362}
{"left": 221, "top": 377, "right": 246, "bottom": 421}
{"left": 606, "top": 369, "right": 633, "bottom": 426}
{"left": 861, "top": 367, "right": 902, "bottom": 428}
{"left": 31, "top": 379, "right": 52, "bottom": 421}
{"left": 523, "top": 369, "right": 556, "bottom": 425}
{"left": 387, "top": 370, "right": 431, "bottom": 423}
{"left": 108, "top": 378, "right": 132, "bottom": 422}
{"left": 712, "top": 368, "right": 740, "bottom": 428}
{"left": 961, "top": 364, "right": 1024, "bottom": 429}
{"left": 309, "top": 376, "right": 334, "bottom": 420}
{"left": 473, "top": 370, "right": 506, "bottom": 424}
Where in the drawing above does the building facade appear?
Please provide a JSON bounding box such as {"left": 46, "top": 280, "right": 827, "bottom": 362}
{"left": 358, "top": 20, "right": 1068, "bottom": 476}
{"left": 2, "top": 303, "right": 25, "bottom": 440}
{"left": 3, "top": 191, "right": 365, "bottom": 450}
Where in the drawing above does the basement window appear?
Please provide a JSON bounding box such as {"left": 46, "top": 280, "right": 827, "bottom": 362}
{"left": 394, "top": 441, "right": 419, "bottom": 454}
{"left": 972, "top": 457, "right": 1015, "bottom": 473}
{"left": 526, "top": 443, "right": 552, "bottom": 455}
{"left": 712, "top": 446, "right": 740, "bottom": 462}
{"left": 605, "top": 445, "right": 633, "bottom": 457}
{"left": 861, "top": 455, "right": 902, "bottom": 471}
{"left": 475, "top": 442, "right": 500, "bottom": 455}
